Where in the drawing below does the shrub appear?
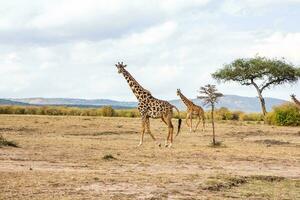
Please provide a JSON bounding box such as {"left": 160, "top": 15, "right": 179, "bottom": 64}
{"left": 240, "top": 113, "right": 264, "bottom": 121}
{"left": 232, "top": 111, "right": 243, "bottom": 120}
{"left": 266, "top": 103, "right": 300, "bottom": 126}
{"left": 206, "top": 108, "right": 263, "bottom": 122}
{"left": 100, "top": 106, "right": 115, "bottom": 117}
{"left": 116, "top": 109, "right": 140, "bottom": 118}
{"left": 265, "top": 112, "right": 276, "bottom": 125}
{"left": 0, "top": 105, "right": 285, "bottom": 124}
{"left": 173, "top": 111, "right": 185, "bottom": 119}
{"left": 215, "top": 107, "right": 233, "bottom": 120}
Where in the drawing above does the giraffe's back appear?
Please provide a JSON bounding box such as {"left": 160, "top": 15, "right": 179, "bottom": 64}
{"left": 138, "top": 97, "right": 173, "bottom": 118}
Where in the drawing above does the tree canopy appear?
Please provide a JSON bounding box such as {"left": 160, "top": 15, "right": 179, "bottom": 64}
{"left": 212, "top": 56, "right": 300, "bottom": 93}
{"left": 212, "top": 56, "right": 300, "bottom": 116}
{"left": 198, "top": 84, "right": 223, "bottom": 106}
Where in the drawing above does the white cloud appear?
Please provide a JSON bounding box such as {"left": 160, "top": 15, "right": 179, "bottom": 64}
{"left": 0, "top": 0, "right": 211, "bottom": 45}
{"left": 123, "top": 21, "right": 177, "bottom": 45}
{"left": 221, "top": 0, "right": 300, "bottom": 15}
{"left": 0, "top": 0, "right": 299, "bottom": 100}
{"left": 251, "top": 32, "right": 300, "bottom": 63}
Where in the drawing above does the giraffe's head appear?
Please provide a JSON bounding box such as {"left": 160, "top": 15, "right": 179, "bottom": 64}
{"left": 176, "top": 89, "right": 181, "bottom": 96}
{"left": 115, "top": 62, "right": 127, "bottom": 74}
{"left": 291, "top": 94, "right": 296, "bottom": 98}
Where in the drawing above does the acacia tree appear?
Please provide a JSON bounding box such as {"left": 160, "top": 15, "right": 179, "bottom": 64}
{"left": 198, "top": 84, "right": 223, "bottom": 146}
{"left": 212, "top": 56, "right": 300, "bottom": 116}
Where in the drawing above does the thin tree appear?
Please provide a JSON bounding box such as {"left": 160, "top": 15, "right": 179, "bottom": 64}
{"left": 197, "top": 84, "right": 223, "bottom": 146}
{"left": 212, "top": 56, "right": 300, "bottom": 116}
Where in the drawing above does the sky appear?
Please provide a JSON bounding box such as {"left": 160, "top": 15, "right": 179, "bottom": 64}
{"left": 0, "top": 0, "right": 300, "bottom": 101}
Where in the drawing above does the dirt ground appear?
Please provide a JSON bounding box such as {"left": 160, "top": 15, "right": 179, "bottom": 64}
{"left": 0, "top": 115, "right": 299, "bottom": 199}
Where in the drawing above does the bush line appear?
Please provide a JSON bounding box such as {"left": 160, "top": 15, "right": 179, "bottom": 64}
{"left": 0, "top": 104, "right": 298, "bottom": 126}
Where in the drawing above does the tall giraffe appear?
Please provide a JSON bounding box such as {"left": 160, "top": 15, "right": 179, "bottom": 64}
{"left": 115, "top": 62, "right": 182, "bottom": 147}
{"left": 177, "top": 89, "right": 205, "bottom": 132}
{"left": 291, "top": 94, "right": 300, "bottom": 108}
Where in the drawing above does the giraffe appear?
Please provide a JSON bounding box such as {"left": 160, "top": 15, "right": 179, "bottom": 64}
{"left": 115, "top": 62, "right": 182, "bottom": 147}
{"left": 291, "top": 94, "right": 300, "bottom": 108}
{"left": 177, "top": 89, "right": 205, "bottom": 133}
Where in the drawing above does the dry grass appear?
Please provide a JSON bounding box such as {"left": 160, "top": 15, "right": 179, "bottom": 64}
{"left": 0, "top": 115, "right": 299, "bottom": 199}
{"left": 0, "top": 135, "right": 19, "bottom": 148}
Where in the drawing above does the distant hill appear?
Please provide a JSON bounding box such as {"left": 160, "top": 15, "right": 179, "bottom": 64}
{"left": 7, "top": 98, "right": 137, "bottom": 109}
{"left": 4, "top": 95, "right": 287, "bottom": 113}
{"left": 169, "top": 95, "right": 287, "bottom": 113}
{"left": 0, "top": 99, "right": 30, "bottom": 106}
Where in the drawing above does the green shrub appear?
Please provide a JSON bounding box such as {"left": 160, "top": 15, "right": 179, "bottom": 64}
{"left": 232, "top": 111, "right": 243, "bottom": 120}
{"left": 116, "top": 109, "right": 140, "bottom": 118}
{"left": 100, "top": 106, "right": 115, "bottom": 117}
{"left": 240, "top": 113, "right": 264, "bottom": 121}
{"left": 206, "top": 108, "right": 262, "bottom": 122}
{"left": 215, "top": 107, "right": 233, "bottom": 120}
{"left": 266, "top": 103, "right": 300, "bottom": 126}
{"left": 3, "top": 104, "right": 293, "bottom": 125}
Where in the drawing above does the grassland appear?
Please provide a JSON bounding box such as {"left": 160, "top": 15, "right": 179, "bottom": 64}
{"left": 0, "top": 115, "right": 299, "bottom": 199}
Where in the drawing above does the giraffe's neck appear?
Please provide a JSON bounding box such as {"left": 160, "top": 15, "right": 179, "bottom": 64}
{"left": 179, "top": 92, "right": 194, "bottom": 108}
{"left": 121, "top": 69, "right": 151, "bottom": 102}
{"left": 292, "top": 96, "right": 300, "bottom": 106}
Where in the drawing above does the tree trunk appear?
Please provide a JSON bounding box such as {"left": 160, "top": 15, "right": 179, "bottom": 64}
{"left": 211, "top": 104, "right": 215, "bottom": 145}
{"left": 251, "top": 82, "right": 267, "bottom": 116}
{"left": 258, "top": 94, "right": 267, "bottom": 116}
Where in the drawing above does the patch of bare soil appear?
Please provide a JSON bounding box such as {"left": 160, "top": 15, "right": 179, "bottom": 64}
{"left": 66, "top": 130, "right": 138, "bottom": 136}
{"left": 223, "top": 161, "right": 300, "bottom": 178}
{"left": 78, "top": 182, "right": 163, "bottom": 199}
{"left": 0, "top": 160, "right": 107, "bottom": 174}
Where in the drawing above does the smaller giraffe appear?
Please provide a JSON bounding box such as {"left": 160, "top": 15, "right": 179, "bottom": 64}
{"left": 291, "top": 94, "right": 300, "bottom": 108}
{"left": 177, "top": 89, "right": 205, "bottom": 133}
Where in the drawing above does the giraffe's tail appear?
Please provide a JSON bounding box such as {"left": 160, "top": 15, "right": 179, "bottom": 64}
{"left": 173, "top": 106, "right": 182, "bottom": 137}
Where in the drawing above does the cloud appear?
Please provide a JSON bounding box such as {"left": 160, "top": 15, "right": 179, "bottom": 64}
{"left": 220, "top": 0, "right": 300, "bottom": 16}
{"left": 123, "top": 21, "right": 177, "bottom": 45}
{"left": 251, "top": 32, "right": 300, "bottom": 63}
{"left": 0, "top": 0, "right": 299, "bottom": 100}
{"left": 0, "top": 0, "right": 210, "bottom": 45}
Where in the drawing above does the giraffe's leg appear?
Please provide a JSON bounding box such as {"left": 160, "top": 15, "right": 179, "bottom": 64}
{"left": 167, "top": 115, "right": 174, "bottom": 148}
{"left": 202, "top": 113, "right": 205, "bottom": 132}
{"left": 185, "top": 111, "right": 190, "bottom": 127}
{"left": 166, "top": 128, "right": 170, "bottom": 147}
{"left": 189, "top": 113, "right": 193, "bottom": 133}
{"left": 138, "top": 117, "right": 146, "bottom": 147}
{"left": 146, "top": 118, "right": 161, "bottom": 147}
{"left": 161, "top": 117, "right": 168, "bottom": 125}
{"left": 194, "top": 113, "right": 201, "bottom": 132}
{"left": 161, "top": 116, "right": 168, "bottom": 147}
{"left": 162, "top": 115, "right": 170, "bottom": 147}
{"left": 186, "top": 112, "right": 191, "bottom": 134}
